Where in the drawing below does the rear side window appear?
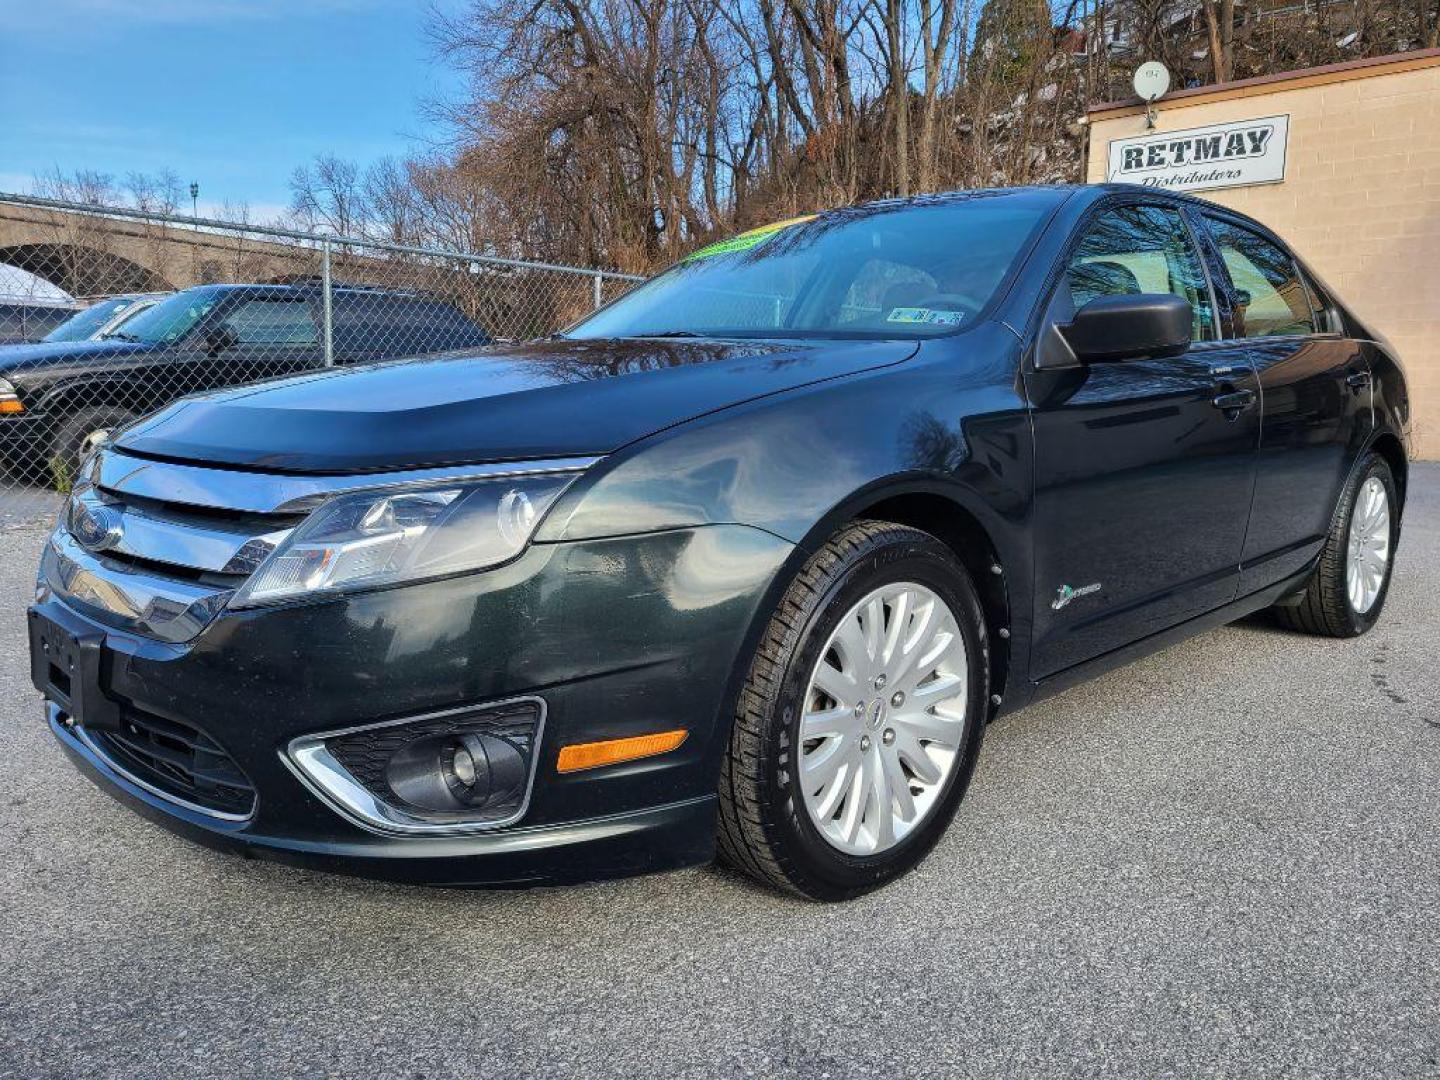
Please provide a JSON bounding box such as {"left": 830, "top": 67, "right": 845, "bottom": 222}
{"left": 221, "top": 298, "right": 318, "bottom": 345}
{"left": 1297, "top": 270, "right": 1337, "bottom": 334}
{"left": 1203, "top": 217, "right": 1316, "bottom": 338}
{"left": 333, "top": 294, "right": 488, "bottom": 355}
{"left": 1066, "top": 205, "right": 1215, "bottom": 341}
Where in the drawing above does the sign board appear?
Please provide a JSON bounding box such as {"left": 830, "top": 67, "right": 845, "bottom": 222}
{"left": 1107, "top": 115, "right": 1289, "bottom": 193}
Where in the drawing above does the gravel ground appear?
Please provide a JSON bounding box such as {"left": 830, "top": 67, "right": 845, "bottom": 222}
{"left": 1, "top": 470, "right": 1436, "bottom": 1080}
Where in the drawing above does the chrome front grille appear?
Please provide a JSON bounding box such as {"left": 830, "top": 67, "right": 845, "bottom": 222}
{"left": 42, "top": 447, "right": 601, "bottom": 644}
{"left": 43, "top": 451, "right": 305, "bottom": 642}
{"left": 68, "top": 484, "right": 299, "bottom": 579}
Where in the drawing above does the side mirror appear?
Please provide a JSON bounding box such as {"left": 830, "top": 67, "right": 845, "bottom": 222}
{"left": 204, "top": 325, "right": 239, "bottom": 355}
{"left": 1061, "top": 293, "right": 1193, "bottom": 364}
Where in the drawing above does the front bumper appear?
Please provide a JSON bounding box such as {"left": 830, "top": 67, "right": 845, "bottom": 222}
{"left": 50, "top": 705, "right": 717, "bottom": 886}
{"left": 34, "top": 524, "right": 793, "bottom": 886}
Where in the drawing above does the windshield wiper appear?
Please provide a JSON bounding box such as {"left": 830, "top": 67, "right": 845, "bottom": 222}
{"left": 642, "top": 330, "right": 702, "bottom": 338}
{"left": 103, "top": 332, "right": 141, "bottom": 342}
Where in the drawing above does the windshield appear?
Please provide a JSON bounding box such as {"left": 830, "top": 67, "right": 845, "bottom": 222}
{"left": 106, "top": 289, "right": 220, "bottom": 345}
{"left": 43, "top": 297, "right": 132, "bottom": 343}
{"left": 569, "top": 193, "right": 1051, "bottom": 341}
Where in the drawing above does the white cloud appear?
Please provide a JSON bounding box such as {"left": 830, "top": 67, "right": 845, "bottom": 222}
{"left": 0, "top": 173, "right": 37, "bottom": 197}
{"left": 198, "top": 201, "right": 293, "bottom": 228}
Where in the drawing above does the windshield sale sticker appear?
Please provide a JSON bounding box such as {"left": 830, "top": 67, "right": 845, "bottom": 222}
{"left": 886, "top": 307, "right": 965, "bottom": 326}
{"left": 685, "top": 215, "right": 817, "bottom": 261}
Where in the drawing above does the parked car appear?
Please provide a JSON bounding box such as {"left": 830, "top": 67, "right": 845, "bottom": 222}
{"left": 0, "top": 282, "right": 491, "bottom": 479}
{"left": 29, "top": 186, "right": 1409, "bottom": 899}
{"left": 25, "top": 292, "right": 169, "bottom": 346}
{"left": 0, "top": 297, "right": 81, "bottom": 344}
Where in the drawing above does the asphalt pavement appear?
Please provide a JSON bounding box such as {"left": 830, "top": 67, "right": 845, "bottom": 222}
{"left": 1, "top": 469, "right": 1436, "bottom": 1079}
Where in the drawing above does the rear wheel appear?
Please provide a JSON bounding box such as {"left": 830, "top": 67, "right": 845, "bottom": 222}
{"left": 1273, "top": 452, "right": 1398, "bottom": 637}
{"left": 717, "top": 520, "right": 989, "bottom": 900}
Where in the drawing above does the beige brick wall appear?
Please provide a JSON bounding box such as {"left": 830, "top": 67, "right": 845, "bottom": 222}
{"left": 1087, "top": 54, "right": 1440, "bottom": 459}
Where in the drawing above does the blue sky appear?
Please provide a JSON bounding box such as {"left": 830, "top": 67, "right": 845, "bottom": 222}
{"left": 0, "top": 0, "right": 465, "bottom": 221}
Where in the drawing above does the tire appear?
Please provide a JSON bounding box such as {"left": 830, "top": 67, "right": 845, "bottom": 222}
{"left": 48, "top": 405, "right": 137, "bottom": 486}
{"left": 717, "top": 520, "right": 990, "bottom": 901}
{"left": 1272, "top": 452, "right": 1399, "bottom": 638}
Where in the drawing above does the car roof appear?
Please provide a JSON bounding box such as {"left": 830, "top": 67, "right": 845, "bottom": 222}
{"left": 818, "top": 185, "right": 1081, "bottom": 222}
{"left": 177, "top": 282, "right": 432, "bottom": 300}
{"left": 806, "top": 183, "right": 1280, "bottom": 238}
{"left": 829, "top": 183, "right": 1266, "bottom": 223}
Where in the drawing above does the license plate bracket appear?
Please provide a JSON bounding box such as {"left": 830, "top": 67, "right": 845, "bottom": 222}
{"left": 28, "top": 604, "right": 122, "bottom": 732}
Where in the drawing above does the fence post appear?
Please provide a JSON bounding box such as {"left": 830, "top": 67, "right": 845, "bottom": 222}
{"left": 592, "top": 271, "right": 603, "bottom": 311}
{"left": 321, "top": 238, "right": 334, "bottom": 367}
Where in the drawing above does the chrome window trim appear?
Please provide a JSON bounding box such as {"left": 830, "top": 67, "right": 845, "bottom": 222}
{"left": 53, "top": 705, "right": 255, "bottom": 824}
{"left": 281, "top": 696, "right": 548, "bottom": 837}
{"left": 97, "top": 450, "right": 602, "bottom": 514}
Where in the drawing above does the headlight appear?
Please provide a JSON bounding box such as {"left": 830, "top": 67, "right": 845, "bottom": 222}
{"left": 229, "top": 473, "right": 576, "bottom": 608}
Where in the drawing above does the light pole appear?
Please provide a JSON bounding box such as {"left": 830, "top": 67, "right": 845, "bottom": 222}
{"left": 188, "top": 182, "right": 200, "bottom": 282}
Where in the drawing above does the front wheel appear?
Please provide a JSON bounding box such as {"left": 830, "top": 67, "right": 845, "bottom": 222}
{"left": 1273, "top": 452, "right": 1399, "bottom": 637}
{"left": 717, "top": 520, "right": 990, "bottom": 900}
{"left": 49, "top": 405, "right": 138, "bottom": 487}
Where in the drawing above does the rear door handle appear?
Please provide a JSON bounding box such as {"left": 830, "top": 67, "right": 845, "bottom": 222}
{"left": 1212, "top": 388, "right": 1256, "bottom": 415}
{"left": 1346, "top": 370, "right": 1372, "bottom": 390}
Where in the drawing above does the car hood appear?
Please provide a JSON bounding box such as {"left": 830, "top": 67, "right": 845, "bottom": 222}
{"left": 115, "top": 336, "right": 918, "bottom": 473}
{"left": 0, "top": 337, "right": 153, "bottom": 371}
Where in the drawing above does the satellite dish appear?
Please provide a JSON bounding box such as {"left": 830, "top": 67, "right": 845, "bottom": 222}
{"left": 1132, "top": 62, "right": 1171, "bottom": 129}
{"left": 1133, "top": 61, "right": 1171, "bottom": 102}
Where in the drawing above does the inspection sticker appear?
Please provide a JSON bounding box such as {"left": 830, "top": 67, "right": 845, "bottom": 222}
{"left": 886, "top": 307, "right": 965, "bottom": 326}
{"left": 685, "top": 215, "right": 817, "bottom": 261}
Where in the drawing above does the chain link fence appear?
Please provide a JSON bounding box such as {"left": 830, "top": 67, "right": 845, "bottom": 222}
{"left": 0, "top": 194, "right": 642, "bottom": 499}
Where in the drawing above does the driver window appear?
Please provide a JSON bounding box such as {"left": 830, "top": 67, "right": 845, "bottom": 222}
{"left": 1067, "top": 206, "right": 1215, "bottom": 341}
{"left": 221, "top": 299, "right": 319, "bottom": 346}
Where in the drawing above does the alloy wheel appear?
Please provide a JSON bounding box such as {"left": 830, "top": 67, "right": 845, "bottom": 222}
{"left": 797, "top": 581, "right": 969, "bottom": 856}
{"left": 1346, "top": 475, "right": 1390, "bottom": 614}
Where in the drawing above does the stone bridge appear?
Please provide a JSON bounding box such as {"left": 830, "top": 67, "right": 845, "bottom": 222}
{"left": 0, "top": 198, "right": 331, "bottom": 297}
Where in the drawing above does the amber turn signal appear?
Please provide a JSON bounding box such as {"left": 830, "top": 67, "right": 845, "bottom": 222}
{"left": 556, "top": 729, "right": 688, "bottom": 773}
{"left": 0, "top": 399, "right": 23, "bottom": 415}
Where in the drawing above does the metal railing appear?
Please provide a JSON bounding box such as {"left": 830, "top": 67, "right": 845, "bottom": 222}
{"left": 0, "top": 194, "right": 643, "bottom": 495}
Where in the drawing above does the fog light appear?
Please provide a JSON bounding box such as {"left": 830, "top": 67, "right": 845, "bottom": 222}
{"left": 386, "top": 731, "right": 526, "bottom": 814}
{"left": 286, "top": 697, "right": 545, "bottom": 834}
{"left": 450, "top": 742, "right": 478, "bottom": 786}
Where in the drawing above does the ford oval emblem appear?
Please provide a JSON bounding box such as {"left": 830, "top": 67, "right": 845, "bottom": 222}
{"left": 73, "top": 503, "right": 124, "bottom": 553}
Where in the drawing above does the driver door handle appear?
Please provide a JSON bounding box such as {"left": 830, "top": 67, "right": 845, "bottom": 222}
{"left": 1212, "top": 388, "right": 1256, "bottom": 415}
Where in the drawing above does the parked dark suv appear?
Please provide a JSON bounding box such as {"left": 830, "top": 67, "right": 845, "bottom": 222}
{"left": 29, "top": 186, "right": 1410, "bottom": 900}
{"left": 0, "top": 282, "right": 490, "bottom": 480}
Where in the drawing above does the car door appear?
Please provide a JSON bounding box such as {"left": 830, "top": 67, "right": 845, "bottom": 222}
{"left": 1025, "top": 200, "right": 1261, "bottom": 677}
{"left": 1192, "top": 213, "right": 1375, "bottom": 597}
{"left": 202, "top": 293, "right": 324, "bottom": 390}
